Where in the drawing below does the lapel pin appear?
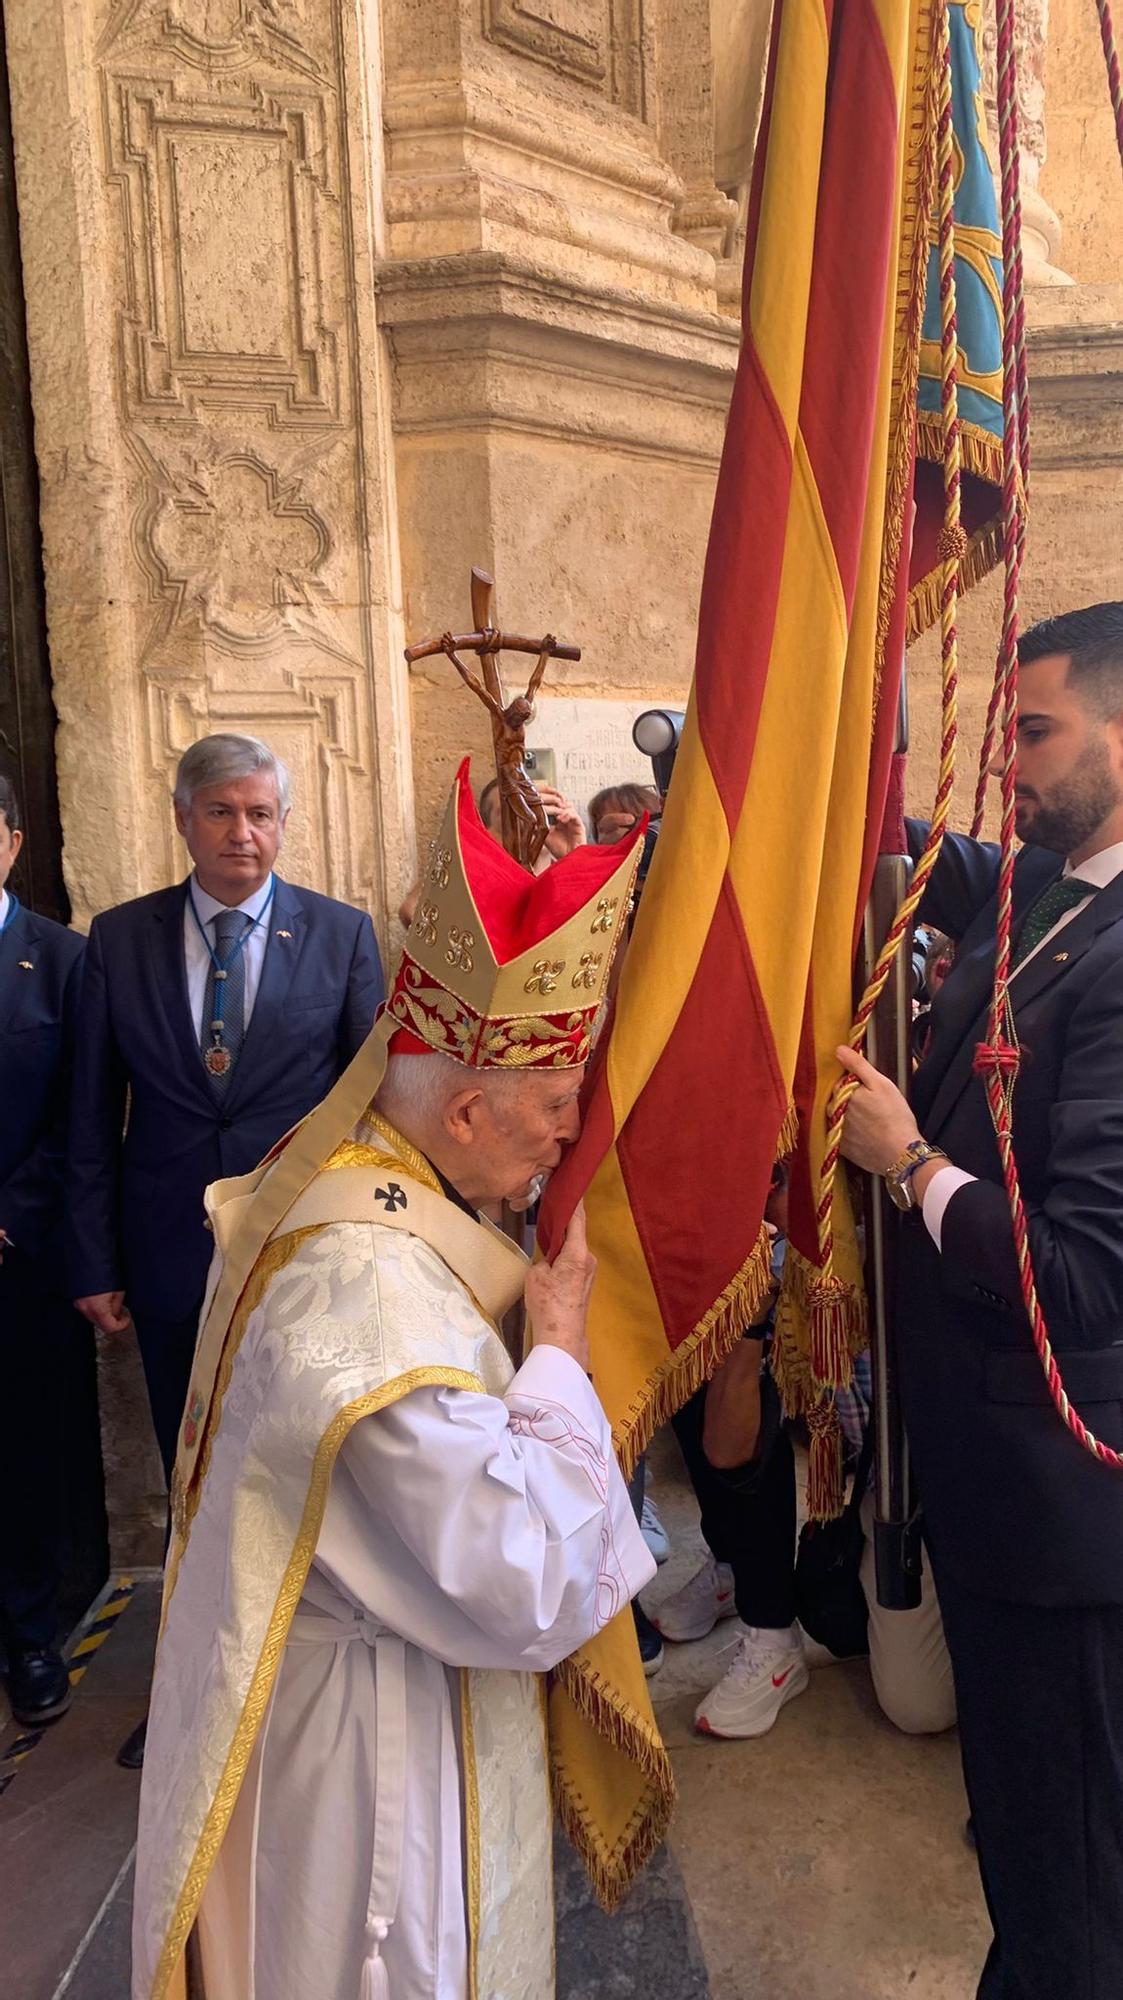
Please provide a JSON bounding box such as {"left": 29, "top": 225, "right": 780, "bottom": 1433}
{"left": 1053, "top": 950, "right": 1070, "bottom": 963}
{"left": 18, "top": 960, "right": 33, "bottom": 971}
{"left": 276, "top": 929, "right": 293, "bottom": 940}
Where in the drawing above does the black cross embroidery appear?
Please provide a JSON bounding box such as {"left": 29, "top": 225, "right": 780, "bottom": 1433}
{"left": 374, "top": 1183, "right": 408, "bottom": 1213}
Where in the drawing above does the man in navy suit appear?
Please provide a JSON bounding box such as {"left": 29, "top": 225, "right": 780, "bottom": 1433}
{"left": 838, "top": 604, "right": 1123, "bottom": 1999}
{"left": 68, "top": 734, "right": 383, "bottom": 1724}
{"left": 0, "top": 776, "right": 89, "bottom": 1725}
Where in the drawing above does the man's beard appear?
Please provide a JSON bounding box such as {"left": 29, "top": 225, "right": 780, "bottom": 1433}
{"left": 1017, "top": 738, "right": 1123, "bottom": 854}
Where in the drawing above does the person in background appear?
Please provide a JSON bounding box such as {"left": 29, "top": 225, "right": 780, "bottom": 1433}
{"left": 0, "top": 777, "right": 88, "bottom": 1726}
{"left": 588, "top": 782, "right": 662, "bottom": 845}
{"left": 651, "top": 1170, "right": 955, "bottom": 1740}
{"left": 67, "top": 733, "right": 384, "bottom": 1767}
{"left": 398, "top": 774, "right": 587, "bottom": 926}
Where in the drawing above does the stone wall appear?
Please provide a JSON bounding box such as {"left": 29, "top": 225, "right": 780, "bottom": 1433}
{"left": 1041, "top": 0, "right": 1123, "bottom": 284}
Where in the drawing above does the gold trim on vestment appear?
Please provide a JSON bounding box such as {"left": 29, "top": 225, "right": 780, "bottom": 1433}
{"left": 167, "top": 1226, "right": 324, "bottom": 1600}
{"left": 459, "top": 1673, "right": 482, "bottom": 2000}
{"left": 153, "top": 1365, "right": 488, "bottom": 2000}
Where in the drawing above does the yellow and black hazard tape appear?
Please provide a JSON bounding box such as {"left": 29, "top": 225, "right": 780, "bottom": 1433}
{"left": 0, "top": 1576, "right": 136, "bottom": 1797}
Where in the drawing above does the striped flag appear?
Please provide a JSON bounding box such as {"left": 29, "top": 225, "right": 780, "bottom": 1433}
{"left": 539, "top": 0, "right": 1003, "bottom": 1913}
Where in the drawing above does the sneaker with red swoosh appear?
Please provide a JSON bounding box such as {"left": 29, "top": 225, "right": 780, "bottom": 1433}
{"left": 650, "top": 1556, "right": 737, "bottom": 1643}
{"left": 694, "top": 1623, "right": 809, "bottom": 1739}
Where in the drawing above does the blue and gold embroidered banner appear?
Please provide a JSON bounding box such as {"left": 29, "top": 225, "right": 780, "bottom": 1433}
{"left": 909, "top": 0, "right": 1005, "bottom": 637}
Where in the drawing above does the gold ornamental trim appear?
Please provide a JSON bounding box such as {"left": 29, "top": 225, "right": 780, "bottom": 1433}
{"left": 152, "top": 1365, "right": 488, "bottom": 2000}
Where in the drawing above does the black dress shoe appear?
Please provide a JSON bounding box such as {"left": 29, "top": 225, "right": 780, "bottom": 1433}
{"left": 117, "top": 1716, "right": 147, "bottom": 1770}
{"left": 633, "top": 1601, "right": 665, "bottom": 1677}
{"left": 7, "top": 1646, "right": 72, "bottom": 1727}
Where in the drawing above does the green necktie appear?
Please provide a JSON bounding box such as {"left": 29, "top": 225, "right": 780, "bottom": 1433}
{"left": 1012, "top": 875, "right": 1095, "bottom": 969}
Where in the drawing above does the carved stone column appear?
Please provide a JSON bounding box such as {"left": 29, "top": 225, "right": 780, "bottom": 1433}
{"left": 652, "top": 0, "right": 739, "bottom": 260}
{"left": 378, "top": 0, "right": 741, "bottom": 835}
{"left": 981, "top": 0, "right": 1073, "bottom": 285}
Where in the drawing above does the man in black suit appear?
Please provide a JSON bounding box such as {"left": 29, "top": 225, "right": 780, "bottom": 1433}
{"left": 0, "top": 776, "right": 88, "bottom": 1725}
{"left": 838, "top": 603, "right": 1123, "bottom": 1999}
{"left": 67, "top": 734, "right": 383, "bottom": 1757}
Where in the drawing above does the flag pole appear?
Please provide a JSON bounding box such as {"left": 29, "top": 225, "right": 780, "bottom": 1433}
{"left": 862, "top": 675, "right": 923, "bottom": 1610}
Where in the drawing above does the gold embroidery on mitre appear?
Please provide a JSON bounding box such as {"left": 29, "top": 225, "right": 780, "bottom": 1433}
{"left": 524, "top": 958, "right": 565, "bottom": 995}
{"left": 445, "top": 926, "right": 476, "bottom": 972}
{"left": 398, "top": 772, "right": 641, "bottom": 1038}
{"left": 390, "top": 960, "right": 593, "bottom": 1068}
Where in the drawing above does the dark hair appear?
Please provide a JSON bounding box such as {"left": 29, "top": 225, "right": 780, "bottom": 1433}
{"left": 587, "top": 783, "right": 661, "bottom": 834}
{"left": 478, "top": 778, "right": 500, "bottom": 823}
{"left": 1019, "top": 603, "right": 1123, "bottom": 717}
{"left": 0, "top": 775, "right": 21, "bottom": 834}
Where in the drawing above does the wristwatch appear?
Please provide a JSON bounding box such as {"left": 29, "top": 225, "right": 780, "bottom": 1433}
{"left": 884, "top": 1138, "right": 949, "bottom": 1212}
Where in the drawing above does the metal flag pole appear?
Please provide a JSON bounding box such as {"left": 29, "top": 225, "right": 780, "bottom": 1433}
{"left": 861, "top": 675, "right": 923, "bottom": 1611}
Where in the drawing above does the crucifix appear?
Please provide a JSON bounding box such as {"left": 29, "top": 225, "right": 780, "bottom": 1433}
{"left": 405, "top": 568, "right": 581, "bottom": 869}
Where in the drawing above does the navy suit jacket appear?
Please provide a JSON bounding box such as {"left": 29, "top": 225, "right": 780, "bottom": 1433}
{"left": 899, "top": 825, "right": 1123, "bottom": 1607}
{"left": 66, "top": 877, "right": 383, "bottom": 1321}
{"left": 0, "top": 902, "right": 85, "bottom": 1265}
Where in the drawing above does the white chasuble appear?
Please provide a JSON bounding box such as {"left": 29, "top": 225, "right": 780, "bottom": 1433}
{"left": 132, "top": 1129, "right": 654, "bottom": 2000}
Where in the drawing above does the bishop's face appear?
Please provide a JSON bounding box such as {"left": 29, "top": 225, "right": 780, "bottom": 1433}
{"left": 462, "top": 1067, "right": 585, "bottom": 1206}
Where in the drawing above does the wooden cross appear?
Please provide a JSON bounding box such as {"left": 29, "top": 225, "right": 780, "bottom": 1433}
{"left": 405, "top": 568, "right": 581, "bottom": 869}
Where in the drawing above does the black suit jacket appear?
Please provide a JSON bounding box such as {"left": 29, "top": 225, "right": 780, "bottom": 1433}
{"left": 66, "top": 876, "right": 383, "bottom": 1321}
{"left": 0, "top": 902, "right": 85, "bottom": 1265}
{"left": 899, "top": 825, "right": 1123, "bottom": 1606}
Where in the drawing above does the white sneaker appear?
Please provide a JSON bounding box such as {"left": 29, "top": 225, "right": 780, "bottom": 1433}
{"left": 694, "top": 1623, "right": 809, "bottom": 1739}
{"left": 650, "top": 1555, "right": 737, "bottom": 1643}
{"left": 640, "top": 1496, "right": 670, "bottom": 1565}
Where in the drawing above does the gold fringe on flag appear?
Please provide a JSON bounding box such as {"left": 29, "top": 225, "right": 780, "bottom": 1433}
{"left": 613, "top": 1223, "right": 776, "bottom": 1483}
{"left": 549, "top": 1633, "right": 676, "bottom": 1911}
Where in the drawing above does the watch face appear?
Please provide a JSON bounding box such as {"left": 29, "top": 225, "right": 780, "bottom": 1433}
{"left": 885, "top": 1174, "right": 912, "bottom": 1212}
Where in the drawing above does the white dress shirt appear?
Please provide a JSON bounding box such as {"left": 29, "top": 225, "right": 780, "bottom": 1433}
{"left": 0, "top": 887, "right": 9, "bottom": 930}
{"left": 922, "top": 838, "right": 1123, "bottom": 1249}
{"left": 183, "top": 873, "right": 275, "bottom": 1041}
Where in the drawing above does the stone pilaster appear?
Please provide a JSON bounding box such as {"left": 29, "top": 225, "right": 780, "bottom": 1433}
{"left": 377, "top": 0, "right": 741, "bottom": 834}
{"left": 4, "top": 0, "right": 415, "bottom": 940}
{"left": 981, "top": 0, "right": 1073, "bottom": 285}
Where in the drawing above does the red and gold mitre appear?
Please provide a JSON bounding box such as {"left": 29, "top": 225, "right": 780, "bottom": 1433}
{"left": 387, "top": 760, "right": 644, "bottom": 1069}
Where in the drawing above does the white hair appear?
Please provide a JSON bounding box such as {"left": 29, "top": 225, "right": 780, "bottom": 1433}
{"left": 374, "top": 1050, "right": 528, "bottom": 1128}
{"left": 173, "top": 733, "right": 292, "bottom": 814}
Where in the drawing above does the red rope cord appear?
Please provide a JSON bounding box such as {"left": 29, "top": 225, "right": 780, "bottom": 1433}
{"left": 1095, "top": 0, "right": 1123, "bottom": 167}
{"left": 815, "top": 0, "right": 963, "bottom": 1274}
{"left": 973, "top": 0, "right": 1123, "bottom": 1471}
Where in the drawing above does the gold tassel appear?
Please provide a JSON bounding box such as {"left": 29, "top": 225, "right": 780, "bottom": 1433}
{"left": 808, "top": 1273, "right": 864, "bottom": 1391}
{"left": 806, "top": 1402, "right": 844, "bottom": 1521}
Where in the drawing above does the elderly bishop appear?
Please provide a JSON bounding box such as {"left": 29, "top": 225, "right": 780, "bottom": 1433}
{"left": 132, "top": 763, "right": 653, "bottom": 2000}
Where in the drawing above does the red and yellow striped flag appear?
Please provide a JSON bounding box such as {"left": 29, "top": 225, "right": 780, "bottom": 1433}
{"left": 538, "top": 0, "right": 975, "bottom": 1912}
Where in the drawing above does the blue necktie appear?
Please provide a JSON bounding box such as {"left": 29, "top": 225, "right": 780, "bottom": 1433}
{"left": 201, "top": 909, "right": 249, "bottom": 1093}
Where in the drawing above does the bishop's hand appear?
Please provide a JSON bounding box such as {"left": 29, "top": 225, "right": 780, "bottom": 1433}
{"left": 524, "top": 1201, "right": 596, "bottom": 1373}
